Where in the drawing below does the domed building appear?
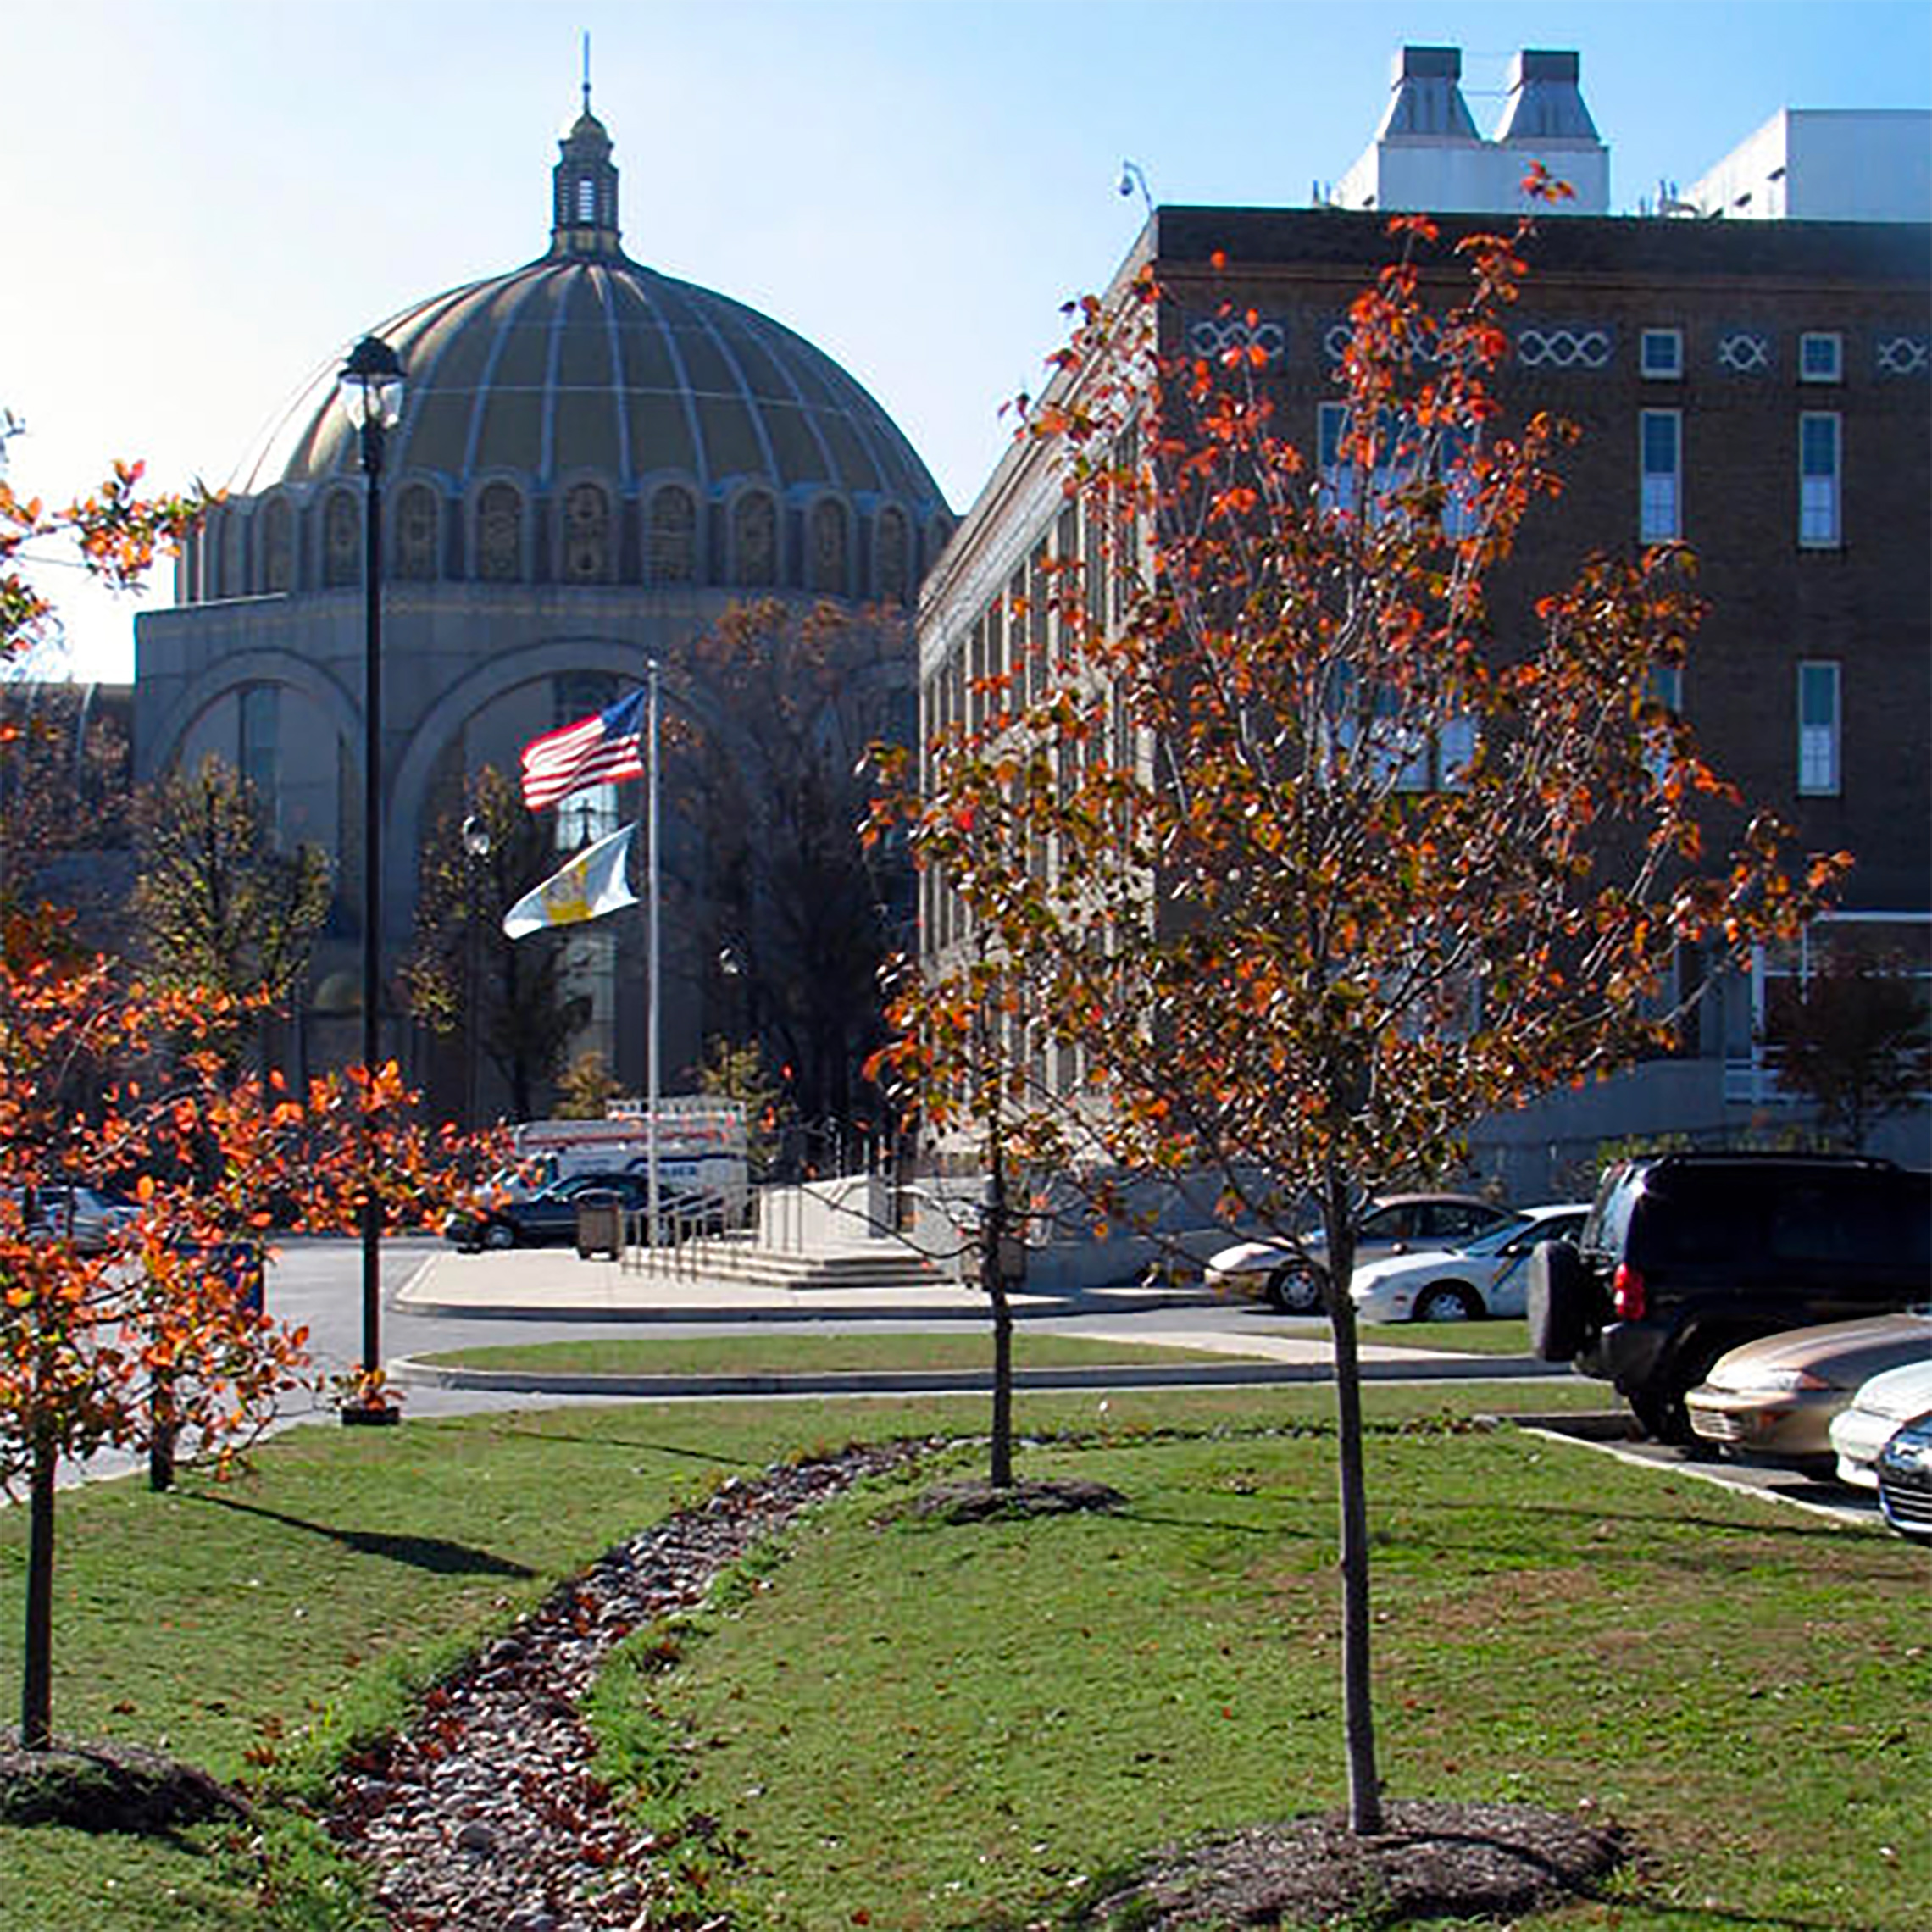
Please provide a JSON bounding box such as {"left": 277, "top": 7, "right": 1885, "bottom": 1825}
{"left": 135, "top": 97, "right": 951, "bottom": 1123}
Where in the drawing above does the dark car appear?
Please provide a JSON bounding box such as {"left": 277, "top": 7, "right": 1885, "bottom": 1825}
{"left": 445, "top": 1171, "right": 657, "bottom": 1252}
{"left": 1527, "top": 1152, "right": 1932, "bottom": 1441}
{"left": 446, "top": 1169, "right": 726, "bottom": 1252}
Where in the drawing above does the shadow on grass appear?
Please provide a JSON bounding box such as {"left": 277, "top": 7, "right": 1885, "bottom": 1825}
{"left": 485, "top": 1423, "right": 761, "bottom": 1468}
{"left": 1591, "top": 1888, "right": 1897, "bottom": 1932}
{"left": 186, "top": 1494, "right": 536, "bottom": 1578}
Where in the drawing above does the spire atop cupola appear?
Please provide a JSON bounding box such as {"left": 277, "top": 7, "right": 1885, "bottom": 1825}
{"left": 550, "top": 37, "right": 622, "bottom": 260}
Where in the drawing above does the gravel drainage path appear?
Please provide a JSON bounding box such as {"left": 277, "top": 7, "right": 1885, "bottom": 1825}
{"left": 325, "top": 1440, "right": 927, "bottom": 1930}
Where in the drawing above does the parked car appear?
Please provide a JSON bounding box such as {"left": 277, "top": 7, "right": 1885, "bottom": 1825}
{"left": 1207, "top": 1192, "right": 1518, "bottom": 1313}
{"left": 1350, "top": 1203, "right": 1590, "bottom": 1324}
{"left": 1828, "top": 1358, "right": 1932, "bottom": 1489}
{"left": 1528, "top": 1152, "right": 1932, "bottom": 1442}
{"left": 1875, "top": 1415, "right": 1932, "bottom": 1542}
{"left": 446, "top": 1170, "right": 720, "bottom": 1252}
{"left": 8, "top": 1183, "right": 143, "bottom": 1255}
{"left": 1685, "top": 1311, "right": 1932, "bottom": 1467}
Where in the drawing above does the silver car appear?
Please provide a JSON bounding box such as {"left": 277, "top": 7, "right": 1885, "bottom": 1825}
{"left": 1828, "top": 1357, "right": 1932, "bottom": 1489}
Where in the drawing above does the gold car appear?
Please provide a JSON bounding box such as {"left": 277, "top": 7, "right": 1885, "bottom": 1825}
{"left": 1686, "top": 1312, "right": 1932, "bottom": 1467}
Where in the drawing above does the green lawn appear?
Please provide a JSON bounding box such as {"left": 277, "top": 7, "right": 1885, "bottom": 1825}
{"left": 418, "top": 1331, "right": 1267, "bottom": 1374}
{"left": 419, "top": 1321, "right": 1539, "bottom": 1374}
{"left": 1361, "top": 1315, "right": 1533, "bottom": 1354}
{"left": 1, "top": 1382, "right": 1923, "bottom": 1931}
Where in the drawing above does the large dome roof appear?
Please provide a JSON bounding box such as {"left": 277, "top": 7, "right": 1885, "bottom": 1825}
{"left": 230, "top": 105, "right": 943, "bottom": 520}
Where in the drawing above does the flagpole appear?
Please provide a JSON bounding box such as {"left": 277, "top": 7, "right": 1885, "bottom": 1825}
{"left": 646, "top": 657, "right": 661, "bottom": 1245}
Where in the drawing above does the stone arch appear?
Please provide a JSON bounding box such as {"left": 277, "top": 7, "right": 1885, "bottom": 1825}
{"left": 924, "top": 512, "right": 954, "bottom": 579}
{"left": 386, "top": 637, "right": 755, "bottom": 941}
{"left": 647, "top": 482, "right": 698, "bottom": 585}
{"left": 473, "top": 478, "right": 525, "bottom": 582}
{"left": 395, "top": 480, "right": 440, "bottom": 581}
{"left": 874, "top": 503, "right": 909, "bottom": 603}
{"left": 558, "top": 475, "right": 613, "bottom": 584}
{"left": 219, "top": 504, "right": 250, "bottom": 599}
{"left": 730, "top": 487, "right": 779, "bottom": 588}
{"left": 260, "top": 495, "right": 296, "bottom": 593}
{"left": 322, "top": 488, "right": 361, "bottom": 588}
{"left": 808, "top": 494, "right": 849, "bottom": 596}
{"left": 138, "top": 648, "right": 362, "bottom": 790}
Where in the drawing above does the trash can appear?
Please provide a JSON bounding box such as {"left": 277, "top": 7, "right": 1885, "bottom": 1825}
{"left": 575, "top": 1188, "right": 625, "bottom": 1261}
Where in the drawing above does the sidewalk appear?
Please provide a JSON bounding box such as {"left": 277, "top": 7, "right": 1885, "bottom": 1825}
{"left": 392, "top": 1244, "right": 1565, "bottom": 1398}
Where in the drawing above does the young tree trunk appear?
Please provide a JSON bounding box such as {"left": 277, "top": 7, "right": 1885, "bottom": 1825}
{"left": 22, "top": 1426, "right": 56, "bottom": 1750}
{"left": 1324, "top": 1165, "right": 1383, "bottom": 1835}
{"left": 149, "top": 1367, "right": 177, "bottom": 1494}
{"left": 985, "top": 1152, "right": 1014, "bottom": 1489}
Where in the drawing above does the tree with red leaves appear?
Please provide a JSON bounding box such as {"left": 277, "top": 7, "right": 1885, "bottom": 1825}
{"left": 870, "top": 192, "right": 1846, "bottom": 1834}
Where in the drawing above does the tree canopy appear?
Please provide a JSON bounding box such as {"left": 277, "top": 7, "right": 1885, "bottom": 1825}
{"left": 871, "top": 198, "right": 1847, "bottom": 1833}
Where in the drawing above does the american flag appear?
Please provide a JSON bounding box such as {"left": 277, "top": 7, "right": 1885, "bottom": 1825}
{"left": 519, "top": 689, "right": 647, "bottom": 811}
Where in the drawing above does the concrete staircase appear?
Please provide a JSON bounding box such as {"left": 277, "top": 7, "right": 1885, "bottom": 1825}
{"left": 623, "top": 1232, "right": 952, "bottom": 1295}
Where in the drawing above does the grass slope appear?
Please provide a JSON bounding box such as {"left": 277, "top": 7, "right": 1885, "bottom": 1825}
{"left": 598, "top": 1422, "right": 1929, "bottom": 1930}
{"left": 0, "top": 1383, "right": 1920, "bottom": 1930}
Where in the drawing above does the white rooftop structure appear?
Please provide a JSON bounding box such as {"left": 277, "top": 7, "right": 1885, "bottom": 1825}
{"left": 1332, "top": 47, "right": 1610, "bottom": 216}
{"left": 1684, "top": 109, "right": 1932, "bottom": 222}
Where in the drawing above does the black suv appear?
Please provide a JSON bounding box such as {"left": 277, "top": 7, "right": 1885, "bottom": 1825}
{"left": 1528, "top": 1153, "right": 1931, "bottom": 1440}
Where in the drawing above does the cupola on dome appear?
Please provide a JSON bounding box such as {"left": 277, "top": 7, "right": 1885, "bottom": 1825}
{"left": 208, "top": 94, "right": 947, "bottom": 603}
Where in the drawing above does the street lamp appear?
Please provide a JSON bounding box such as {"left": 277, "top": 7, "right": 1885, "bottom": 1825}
{"left": 462, "top": 812, "right": 491, "bottom": 1127}
{"left": 338, "top": 334, "right": 404, "bottom": 1425}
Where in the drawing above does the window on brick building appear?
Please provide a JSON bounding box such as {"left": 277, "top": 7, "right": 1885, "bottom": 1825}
{"left": 1798, "top": 413, "right": 1841, "bottom": 547}
{"left": 1644, "top": 663, "right": 1683, "bottom": 786}
{"left": 1641, "top": 329, "right": 1683, "bottom": 380}
{"left": 1797, "top": 661, "right": 1841, "bottom": 797}
{"left": 1799, "top": 331, "right": 1843, "bottom": 384}
{"left": 1640, "top": 409, "right": 1682, "bottom": 542}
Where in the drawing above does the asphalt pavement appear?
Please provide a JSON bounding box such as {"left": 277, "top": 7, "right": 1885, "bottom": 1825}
{"left": 30, "top": 1236, "right": 1896, "bottom": 1532}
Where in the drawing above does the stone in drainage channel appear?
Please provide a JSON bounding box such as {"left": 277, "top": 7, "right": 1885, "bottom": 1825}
{"left": 325, "top": 1441, "right": 926, "bottom": 1931}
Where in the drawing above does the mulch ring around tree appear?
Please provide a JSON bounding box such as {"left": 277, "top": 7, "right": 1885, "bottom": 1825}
{"left": 0, "top": 1731, "right": 250, "bottom": 1835}
{"left": 911, "top": 1474, "right": 1128, "bottom": 1522}
{"left": 1079, "top": 1799, "right": 1628, "bottom": 1929}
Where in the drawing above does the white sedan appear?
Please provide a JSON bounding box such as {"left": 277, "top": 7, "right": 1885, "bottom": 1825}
{"left": 1828, "top": 1357, "right": 1932, "bottom": 1489}
{"left": 1206, "top": 1191, "right": 1518, "bottom": 1313}
{"left": 1350, "top": 1203, "right": 1590, "bottom": 1324}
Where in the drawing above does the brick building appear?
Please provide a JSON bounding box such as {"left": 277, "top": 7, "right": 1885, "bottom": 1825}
{"left": 918, "top": 50, "right": 1931, "bottom": 1200}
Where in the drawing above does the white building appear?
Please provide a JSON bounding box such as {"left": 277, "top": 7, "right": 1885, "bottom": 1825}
{"left": 1684, "top": 108, "right": 1932, "bottom": 223}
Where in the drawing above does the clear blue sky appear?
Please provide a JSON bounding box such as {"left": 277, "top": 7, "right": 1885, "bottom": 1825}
{"left": 4, "top": 0, "right": 1927, "bottom": 681}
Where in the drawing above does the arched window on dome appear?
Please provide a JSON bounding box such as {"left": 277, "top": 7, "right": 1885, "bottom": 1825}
{"left": 219, "top": 507, "right": 248, "bottom": 599}
{"left": 562, "top": 482, "right": 611, "bottom": 583}
{"left": 477, "top": 482, "right": 523, "bottom": 582}
{"left": 648, "top": 486, "right": 697, "bottom": 585}
{"left": 924, "top": 514, "right": 955, "bottom": 578}
{"left": 262, "top": 497, "right": 295, "bottom": 593}
{"left": 808, "top": 497, "right": 848, "bottom": 596}
{"left": 733, "top": 490, "right": 777, "bottom": 588}
{"left": 396, "top": 484, "right": 439, "bottom": 581}
{"left": 323, "top": 490, "right": 361, "bottom": 589}
{"left": 874, "top": 507, "right": 909, "bottom": 604}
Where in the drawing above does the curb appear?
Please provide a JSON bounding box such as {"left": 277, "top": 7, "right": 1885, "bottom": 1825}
{"left": 391, "top": 1353, "right": 1571, "bottom": 1398}
{"left": 391, "top": 1288, "right": 1227, "bottom": 1324}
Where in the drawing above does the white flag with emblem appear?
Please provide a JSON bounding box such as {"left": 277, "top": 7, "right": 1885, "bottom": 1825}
{"left": 502, "top": 824, "right": 637, "bottom": 939}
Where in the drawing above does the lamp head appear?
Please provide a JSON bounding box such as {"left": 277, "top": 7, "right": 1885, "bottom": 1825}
{"left": 338, "top": 335, "right": 406, "bottom": 432}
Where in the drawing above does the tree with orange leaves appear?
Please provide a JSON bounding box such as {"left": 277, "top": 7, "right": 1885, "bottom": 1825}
{"left": 0, "top": 410, "right": 212, "bottom": 665}
{"left": 0, "top": 915, "right": 481, "bottom": 1750}
{"left": 0, "top": 428, "right": 488, "bottom": 1757}
{"left": 870, "top": 192, "right": 1848, "bottom": 1836}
